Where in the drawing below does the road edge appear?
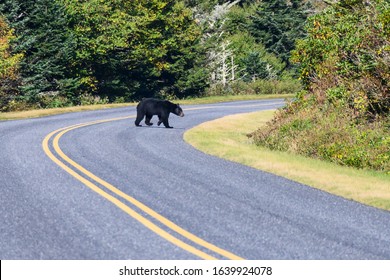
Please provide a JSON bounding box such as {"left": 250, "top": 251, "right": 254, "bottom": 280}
{"left": 183, "top": 110, "right": 390, "bottom": 212}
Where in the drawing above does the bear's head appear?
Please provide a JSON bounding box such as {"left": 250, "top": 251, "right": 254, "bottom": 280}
{"left": 173, "top": 104, "right": 184, "bottom": 117}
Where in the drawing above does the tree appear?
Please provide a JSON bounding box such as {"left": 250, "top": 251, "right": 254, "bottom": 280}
{"left": 193, "top": 0, "right": 287, "bottom": 90}
{"left": 60, "top": 0, "right": 205, "bottom": 101}
{"left": 249, "top": 0, "right": 310, "bottom": 68}
{"left": 195, "top": 0, "right": 241, "bottom": 87}
{"left": 241, "top": 51, "right": 268, "bottom": 81}
{"left": 228, "top": 30, "right": 284, "bottom": 82}
{"left": 1, "top": 0, "right": 206, "bottom": 107}
{"left": 0, "top": 0, "right": 79, "bottom": 107}
{"left": 0, "top": 16, "right": 22, "bottom": 111}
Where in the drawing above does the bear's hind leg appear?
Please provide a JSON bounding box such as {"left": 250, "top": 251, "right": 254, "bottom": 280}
{"left": 135, "top": 113, "right": 144, "bottom": 126}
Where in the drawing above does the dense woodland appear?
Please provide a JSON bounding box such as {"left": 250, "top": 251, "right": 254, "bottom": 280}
{"left": 0, "top": 0, "right": 389, "bottom": 172}
{"left": 0, "top": 0, "right": 311, "bottom": 110}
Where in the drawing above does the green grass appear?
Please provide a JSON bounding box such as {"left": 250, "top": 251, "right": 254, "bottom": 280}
{"left": 184, "top": 110, "right": 390, "bottom": 211}
{"left": 0, "top": 94, "right": 293, "bottom": 121}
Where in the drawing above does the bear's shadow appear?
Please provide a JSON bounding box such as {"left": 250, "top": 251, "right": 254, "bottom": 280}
{"left": 136, "top": 125, "right": 185, "bottom": 130}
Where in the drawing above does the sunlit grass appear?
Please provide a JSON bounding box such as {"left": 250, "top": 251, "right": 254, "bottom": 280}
{"left": 184, "top": 110, "right": 390, "bottom": 211}
{"left": 176, "top": 93, "right": 294, "bottom": 105}
{"left": 0, "top": 103, "right": 136, "bottom": 121}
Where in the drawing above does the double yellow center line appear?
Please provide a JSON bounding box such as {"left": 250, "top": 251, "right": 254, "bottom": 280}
{"left": 42, "top": 115, "right": 243, "bottom": 260}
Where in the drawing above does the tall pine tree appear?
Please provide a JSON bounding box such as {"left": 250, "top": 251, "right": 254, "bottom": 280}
{"left": 0, "top": 0, "right": 79, "bottom": 107}
{"left": 0, "top": 16, "right": 22, "bottom": 111}
{"left": 249, "top": 0, "right": 310, "bottom": 69}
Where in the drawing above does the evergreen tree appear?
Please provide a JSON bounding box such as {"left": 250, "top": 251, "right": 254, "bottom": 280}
{"left": 225, "top": 3, "right": 285, "bottom": 81}
{"left": 241, "top": 51, "right": 268, "bottom": 81}
{"left": 0, "top": 16, "right": 22, "bottom": 111}
{"left": 0, "top": 0, "right": 79, "bottom": 107}
{"left": 249, "top": 0, "right": 310, "bottom": 68}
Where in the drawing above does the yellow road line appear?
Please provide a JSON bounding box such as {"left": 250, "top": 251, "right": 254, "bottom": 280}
{"left": 42, "top": 115, "right": 243, "bottom": 260}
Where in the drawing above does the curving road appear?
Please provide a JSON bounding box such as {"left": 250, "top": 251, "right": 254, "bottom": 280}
{"left": 1, "top": 99, "right": 390, "bottom": 260}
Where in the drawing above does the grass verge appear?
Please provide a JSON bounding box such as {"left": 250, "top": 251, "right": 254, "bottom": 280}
{"left": 183, "top": 110, "right": 390, "bottom": 211}
{"left": 0, "top": 94, "right": 293, "bottom": 121}
{"left": 0, "top": 103, "right": 137, "bottom": 121}
{"left": 177, "top": 93, "right": 294, "bottom": 105}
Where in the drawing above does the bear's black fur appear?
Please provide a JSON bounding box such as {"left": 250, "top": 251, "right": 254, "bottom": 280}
{"left": 135, "top": 98, "right": 184, "bottom": 128}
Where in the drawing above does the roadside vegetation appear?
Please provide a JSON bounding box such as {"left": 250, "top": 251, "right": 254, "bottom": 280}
{"left": 249, "top": 0, "right": 389, "bottom": 173}
{"left": 184, "top": 110, "right": 390, "bottom": 211}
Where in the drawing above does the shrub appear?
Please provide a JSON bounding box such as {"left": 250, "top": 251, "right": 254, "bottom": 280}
{"left": 250, "top": 105, "right": 390, "bottom": 172}
{"left": 291, "top": 0, "right": 389, "bottom": 119}
{"left": 250, "top": 0, "right": 390, "bottom": 173}
{"left": 206, "top": 79, "right": 301, "bottom": 96}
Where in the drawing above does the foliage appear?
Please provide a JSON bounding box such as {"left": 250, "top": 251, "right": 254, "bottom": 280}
{"left": 195, "top": 0, "right": 292, "bottom": 92}
{"left": 0, "top": 16, "right": 22, "bottom": 111}
{"left": 228, "top": 31, "right": 285, "bottom": 82}
{"left": 251, "top": 0, "right": 390, "bottom": 172}
{"left": 61, "top": 0, "right": 204, "bottom": 101}
{"left": 0, "top": 0, "right": 311, "bottom": 111}
{"left": 0, "top": 0, "right": 206, "bottom": 109}
{"left": 292, "top": 0, "right": 389, "bottom": 118}
{"left": 250, "top": 104, "right": 389, "bottom": 172}
{"left": 0, "top": 0, "right": 80, "bottom": 108}
{"left": 206, "top": 79, "right": 301, "bottom": 96}
{"left": 249, "top": 0, "right": 311, "bottom": 68}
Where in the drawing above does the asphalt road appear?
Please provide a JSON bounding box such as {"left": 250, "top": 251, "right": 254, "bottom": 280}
{"left": 1, "top": 99, "right": 390, "bottom": 260}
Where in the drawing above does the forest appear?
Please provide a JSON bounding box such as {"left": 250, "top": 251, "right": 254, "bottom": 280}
{"left": 0, "top": 0, "right": 389, "bottom": 172}
{"left": 0, "top": 0, "right": 310, "bottom": 110}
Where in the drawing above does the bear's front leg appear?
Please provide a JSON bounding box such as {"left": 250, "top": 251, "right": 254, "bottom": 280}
{"left": 162, "top": 119, "right": 173, "bottom": 128}
{"left": 145, "top": 115, "right": 153, "bottom": 126}
{"left": 161, "top": 113, "right": 172, "bottom": 128}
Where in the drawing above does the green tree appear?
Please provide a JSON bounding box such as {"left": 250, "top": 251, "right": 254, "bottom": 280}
{"left": 62, "top": 0, "right": 204, "bottom": 101}
{"left": 195, "top": 1, "right": 287, "bottom": 88}
{"left": 1, "top": 0, "right": 206, "bottom": 107}
{"left": 228, "top": 31, "right": 285, "bottom": 81}
{"left": 0, "top": 16, "right": 22, "bottom": 111}
{"left": 249, "top": 0, "right": 310, "bottom": 68}
{"left": 241, "top": 51, "right": 268, "bottom": 81}
{"left": 0, "top": 0, "right": 80, "bottom": 107}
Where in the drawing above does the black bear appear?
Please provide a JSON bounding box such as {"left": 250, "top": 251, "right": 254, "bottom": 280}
{"left": 135, "top": 98, "right": 184, "bottom": 128}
